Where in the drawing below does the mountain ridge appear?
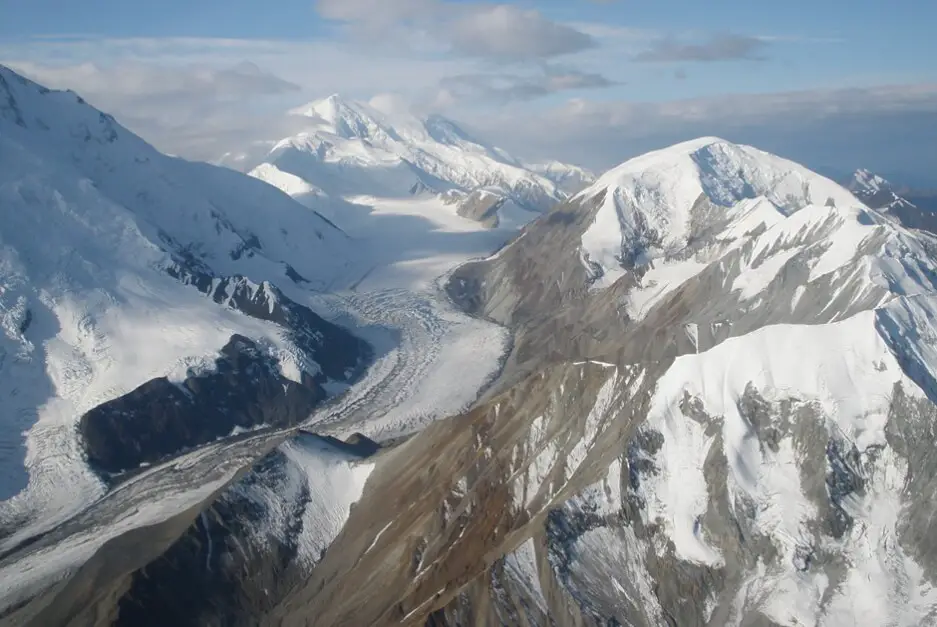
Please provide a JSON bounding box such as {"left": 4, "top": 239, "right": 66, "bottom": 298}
{"left": 0, "top": 64, "right": 372, "bottom": 562}
{"left": 246, "top": 93, "right": 582, "bottom": 227}
{"left": 7, "top": 65, "right": 937, "bottom": 627}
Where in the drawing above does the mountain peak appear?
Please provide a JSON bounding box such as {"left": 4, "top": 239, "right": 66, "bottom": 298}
{"left": 848, "top": 168, "right": 891, "bottom": 195}
{"left": 1, "top": 63, "right": 128, "bottom": 147}
{"left": 664, "top": 135, "right": 731, "bottom": 152}
{"left": 577, "top": 136, "right": 862, "bottom": 288}
{"left": 291, "top": 93, "right": 355, "bottom": 120}
{"left": 583, "top": 136, "right": 856, "bottom": 211}
{"left": 288, "top": 94, "right": 390, "bottom": 142}
{"left": 256, "top": 95, "right": 568, "bottom": 215}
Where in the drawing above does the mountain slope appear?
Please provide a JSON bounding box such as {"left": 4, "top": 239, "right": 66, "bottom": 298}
{"left": 429, "top": 137, "right": 937, "bottom": 625}
{"left": 245, "top": 95, "right": 571, "bottom": 227}
{"left": 526, "top": 160, "right": 596, "bottom": 195}
{"left": 0, "top": 66, "right": 371, "bottom": 555}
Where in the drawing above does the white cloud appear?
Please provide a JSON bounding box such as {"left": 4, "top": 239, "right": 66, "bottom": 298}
{"left": 367, "top": 92, "right": 412, "bottom": 115}
{"left": 6, "top": 58, "right": 311, "bottom": 160}
{"left": 316, "top": 0, "right": 437, "bottom": 24}
{"left": 9, "top": 59, "right": 299, "bottom": 104}
{"left": 315, "top": 0, "right": 596, "bottom": 60}
{"left": 438, "top": 66, "right": 613, "bottom": 103}
{"left": 466, "top": 83, "right": 937, "bottom": 183}
{"left": 634, "top": 34, "right": 767, "bottom": 62}
{"left": 449, "top": 5, "right": 595, "bottom": 59}
{"left": 0, "top": 36, "right": 473, "bottom": 96}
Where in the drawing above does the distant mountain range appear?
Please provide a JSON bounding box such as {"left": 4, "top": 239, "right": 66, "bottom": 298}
{"left": 846, "top": 167, "right": 937, "bottom": 232}
{"left": 232, "top": 94, "right": 593, "bottom": 228}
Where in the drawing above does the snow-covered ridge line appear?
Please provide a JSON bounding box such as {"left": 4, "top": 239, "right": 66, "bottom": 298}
{"left": 0, "top": 64, "right": 370, "bottom": 548}
{"left": 246, "top": 93, "right": 584, "bottom": 225}
{"left": 574, "top": 137, "right": 937, "bottom": 317}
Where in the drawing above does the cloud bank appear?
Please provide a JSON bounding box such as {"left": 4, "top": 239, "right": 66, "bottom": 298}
{"left": 469, "top": 83, "right": 937, "bottom": 184}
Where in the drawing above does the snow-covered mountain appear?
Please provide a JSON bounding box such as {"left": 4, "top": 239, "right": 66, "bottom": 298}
{"left": 9, "top": 73, "right": 937, "bottom": 627}
{"left": 245, "top": 95, "right": 573, "bottom": 227}
{"left": 847, "top": 167, "right": 914, "bottom": 212}
{"left": 575, "top": 137, "right": 861, "bottom": 290}
{"left": 437, "top": 137, "right": 937, "bottom": 625}
{"left": 526, "top": 159, "right": 596, "bottom": 195}
{"left": 0, "top": 65, "right": 371, "bottom": 551}
{"left": 846, "top": 167, "right": 937, "bottom": 233}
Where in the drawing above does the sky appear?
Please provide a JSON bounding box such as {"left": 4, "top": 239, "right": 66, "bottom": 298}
{"left": 1, "top": 0, "right": 936, "bottom": 184}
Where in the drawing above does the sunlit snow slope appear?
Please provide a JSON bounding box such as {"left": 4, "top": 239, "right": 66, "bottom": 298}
{"left": 0, "top": 66, "right": 368, "bottom": 544}
{"left": 241, "top": 95, "right": 581, "bottom": 235}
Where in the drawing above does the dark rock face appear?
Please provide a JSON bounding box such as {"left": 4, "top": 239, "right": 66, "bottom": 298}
{"left": 78, "top": 248, "right": 374, "bottom": 477}
{"left": 166, "top": 261, "right": 371, "bottom": 383}
{"left": 80, "top": 335, "right": 327, "bottom": 476}
{"left": 824, "top": 438, "right": 864, "bottom": 539}
{"left": 453, "top": 191, "right": 506, "bottom": 228}
{"left": 319, "top": 432, "right": 381, "bottom": 457}
{"left": 111, "top": 449, "right": 299, "bottom": 627}
{"left": 108, "top": 433, "right": 379, "bottom": 627}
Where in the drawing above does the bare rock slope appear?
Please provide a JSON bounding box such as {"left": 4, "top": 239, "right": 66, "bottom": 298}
{"left": 309, "top": 138, "right": 937, "bottom": 626}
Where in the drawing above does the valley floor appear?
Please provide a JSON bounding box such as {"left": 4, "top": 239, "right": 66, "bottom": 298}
{"left": 326, "top": 194, "right": 534, "bottom": 292}
{"left": 296, "top": 192, "right": 520, "bottom": 438}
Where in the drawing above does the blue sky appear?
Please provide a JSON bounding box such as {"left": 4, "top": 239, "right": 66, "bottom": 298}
{"left": 1, "top": 0, "right": 935, "bottom": 182}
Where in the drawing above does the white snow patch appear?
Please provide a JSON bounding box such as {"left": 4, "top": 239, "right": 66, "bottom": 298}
{"left": 732, "top": 247, "right": 799, "bottom": 300}
{"left": 280, "top": 436, "right": 375, "bottom": 566}
{"left": 626, "top": 259, "right": 710, "bottom": 319}
{"left": 642, "top": 304, "right": 937, "bottom": 618}
{"left": 503, "top": 538, "right": 548, "bottom": 611}
{"left": 336, "top": 195, "right": 521, "bottom": 292}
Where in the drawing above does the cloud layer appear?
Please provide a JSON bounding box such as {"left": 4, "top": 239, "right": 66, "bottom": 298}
{"left": 7, "top": 57, "right": 312, "bottom": 159}
{"left": 437, "top": 66, "right": 613, "bottom": 104}
{"left": 449, "top": 5, "right": 595, "bottom": 59}
{"left": 315, "top": 0, "right": 596, "bottom": 61}
{"left": 468, "top": 83, "right": 937, "bottom": 183}
{"left": 635, "top": 34, "right": 767, "bottom": 62}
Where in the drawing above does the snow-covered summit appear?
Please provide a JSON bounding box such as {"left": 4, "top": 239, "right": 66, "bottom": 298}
{"left": 251, "top": 94, "right": 572, "bottom": 220}
{"left": 288, "top": 94, "right": 509, "bottom": 161}
{"left": 0, "top": 66, "right": 356, "bottom": 288}
{"left": 526, "top": 159, "right": 596, "bottom": 194}
{"left": 576, "top": 137, "right": 864, "bottom": 287}
{"left": 850, "top": 168, "right": 889, "bottom": 195}
{"left": 842, "top": 167, "right": 937, "bottom": 234}
{"left": 290, "top": 94, "right": 406, "bottom": 143}
{"left": 845, "top": 167, "right": 903, "bottom": 207}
